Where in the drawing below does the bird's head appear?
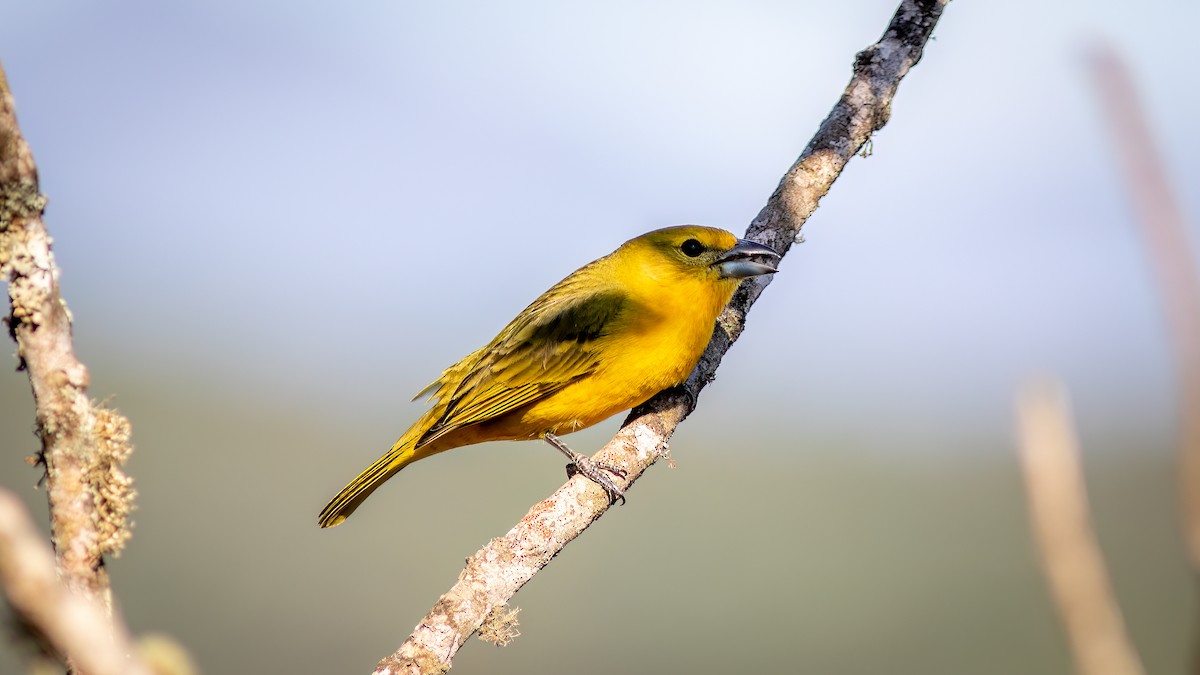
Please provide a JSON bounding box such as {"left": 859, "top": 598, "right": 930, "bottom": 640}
{"left": 623, "top": 225, "right": 781, "bottom": 282}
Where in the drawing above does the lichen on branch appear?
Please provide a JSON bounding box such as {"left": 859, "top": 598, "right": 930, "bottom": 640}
{"left": 0, "top": 64, "right": 136, "bottom": 607}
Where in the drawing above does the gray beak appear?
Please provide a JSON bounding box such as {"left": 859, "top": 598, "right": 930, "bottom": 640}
{"left": 714, "top": 239, "right": 780, "bottom": 279}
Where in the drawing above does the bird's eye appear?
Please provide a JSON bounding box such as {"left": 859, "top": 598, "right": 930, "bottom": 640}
{"left": 680, "top": 239, "right": 704, "bottom": 257}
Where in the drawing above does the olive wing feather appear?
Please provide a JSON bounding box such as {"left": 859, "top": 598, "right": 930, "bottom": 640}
{"left": 415, "top": 282, "right": 629, "bottom": 446}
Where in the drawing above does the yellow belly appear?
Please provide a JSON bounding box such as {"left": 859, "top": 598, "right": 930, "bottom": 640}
{"left": 420, "top": 274, "right": 737, "bottom": 455}
{"left": 471, "top": 307, "right": 713, "bottom": 441}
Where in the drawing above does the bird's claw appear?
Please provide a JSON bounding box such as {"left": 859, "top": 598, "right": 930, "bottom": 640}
{"left": 546, "top": 432, "right": 627, "bottom": 505}
{"left": 564, "top": 457, "right": 627, "bottom": 505}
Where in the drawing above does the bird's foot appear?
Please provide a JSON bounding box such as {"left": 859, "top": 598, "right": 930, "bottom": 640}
{"left": 544, "top": 433, "right": 627, "bottom": 505}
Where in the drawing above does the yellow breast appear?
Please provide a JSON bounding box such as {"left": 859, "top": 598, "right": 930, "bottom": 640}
{"left": 516, "top": 269, "right": 739, "bottom": 434}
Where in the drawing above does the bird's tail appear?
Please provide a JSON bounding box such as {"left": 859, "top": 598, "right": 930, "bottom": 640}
{"left": 318, "top": 438, "right": 418, "bottom": 528}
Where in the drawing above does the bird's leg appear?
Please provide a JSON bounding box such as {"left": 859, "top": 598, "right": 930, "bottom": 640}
{"left": 543, "top": 432, "right": 626, "bottom": 505}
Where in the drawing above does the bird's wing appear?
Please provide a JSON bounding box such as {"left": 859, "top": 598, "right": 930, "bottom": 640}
{"left": 415, "top": 280, "right": 629, "bottom": 447}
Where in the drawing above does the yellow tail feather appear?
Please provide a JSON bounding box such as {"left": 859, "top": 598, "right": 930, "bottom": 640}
{"left": 318, "top": 439, "right": 416, "bottom": 528}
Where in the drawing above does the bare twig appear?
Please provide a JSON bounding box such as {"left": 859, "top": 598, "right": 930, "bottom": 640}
{"left": 1088, "top": 40, "right": 1200, "bottom": 675}
{"left": 1016, "top": 379, "right": 1145, "bottom": 675}
{"left": 375, "top": 2, "right": 949, "bottom": 673}
{"left": 1087, "top": 42, "right": 1200, "bottom": 571}
{"left": 0, "top": 489, "right": 153, "bottom": 675}
{"left": 0, "top": 64, "right": 136, "bottom": 612}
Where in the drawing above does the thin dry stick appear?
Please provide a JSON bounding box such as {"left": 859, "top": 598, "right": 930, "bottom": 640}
{"left": 375, "top": 2, "right": 949, "bottom": 673}
{"left": 0, "top": 489, "right": 153, "bottom": 675}
{"left": 1016, "top": 380, "right": 1145, "bottom": 675}
{"left": 0, "top": 64, "right": 136, "bottom": 608}
{"left": 1087, "top": 43, "right": 1200, "bottom": 571}
{"left": 1088, "top": 41, "right": 1200, "bottom": 675}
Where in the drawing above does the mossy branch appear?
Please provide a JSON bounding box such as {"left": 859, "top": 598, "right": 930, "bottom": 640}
{"left": 0, "top": 62, "right": 139, "bottom": 670}
{"left": 374, "top": 1, "right": 949, "bottom": 673}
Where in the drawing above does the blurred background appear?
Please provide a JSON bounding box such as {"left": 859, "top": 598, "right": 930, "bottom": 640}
{"left": 2, "top": 1, "right": 1198, "bottom": 673}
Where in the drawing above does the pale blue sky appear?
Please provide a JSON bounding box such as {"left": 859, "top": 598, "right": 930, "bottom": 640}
{"left": 1, "top": 0, "right": 1197, "bottom": 452}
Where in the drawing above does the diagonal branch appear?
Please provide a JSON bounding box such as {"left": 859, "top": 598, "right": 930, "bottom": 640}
{"left": 375, "top": 2, "right": 949, "bottom": 673}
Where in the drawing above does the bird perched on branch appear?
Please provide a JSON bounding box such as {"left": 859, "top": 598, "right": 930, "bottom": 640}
{"left": 318, "top": 225, "right": 779, "bottom": 528}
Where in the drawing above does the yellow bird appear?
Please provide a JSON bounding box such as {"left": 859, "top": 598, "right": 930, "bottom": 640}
{"left": 318, "top": 225, "right": 779, "bottom": 528}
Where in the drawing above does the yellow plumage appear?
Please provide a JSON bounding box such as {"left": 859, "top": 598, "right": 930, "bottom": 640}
{"left": 318, "top": 225, "right": 778, "bottom": 527}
